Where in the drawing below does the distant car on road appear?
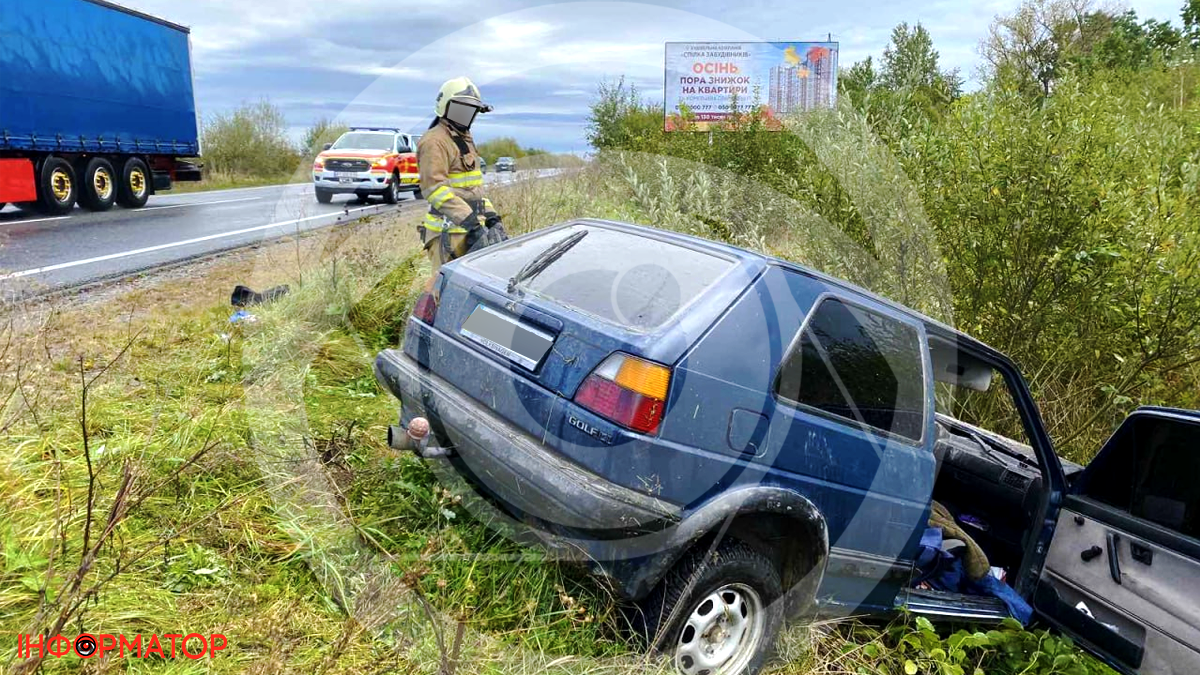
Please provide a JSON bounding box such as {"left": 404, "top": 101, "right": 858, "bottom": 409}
{"left": 495, "top": 156, "right": 516, "bottom": 172}
{"left": 312, "top": 128, "right": 420, "bottom": 204}
{"left": 480, "top": 156, "right": 488, "bottom": 173}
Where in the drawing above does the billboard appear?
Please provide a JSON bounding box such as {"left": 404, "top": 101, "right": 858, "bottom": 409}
{"left": 664, "top": 42, "right": 839, "bottom": 131}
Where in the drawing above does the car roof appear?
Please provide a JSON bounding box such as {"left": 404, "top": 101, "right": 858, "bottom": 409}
{"left": 573, "top": 218, "right": 1003, "bottom": 357}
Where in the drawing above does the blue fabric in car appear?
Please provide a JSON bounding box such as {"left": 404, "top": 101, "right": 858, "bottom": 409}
{"left": 914, "top": 527, "right": 1033, "bottom": 625}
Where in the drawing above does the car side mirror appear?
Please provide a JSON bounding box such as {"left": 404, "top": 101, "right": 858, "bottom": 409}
{"left": 322, "top": 143, "right": 333, "bottom": 151}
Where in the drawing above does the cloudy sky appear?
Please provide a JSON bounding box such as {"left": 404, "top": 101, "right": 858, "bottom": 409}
{"left": 124, "top": 0, "right": 1183, "bottom": 152}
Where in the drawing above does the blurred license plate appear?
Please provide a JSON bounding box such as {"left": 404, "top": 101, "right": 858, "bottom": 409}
{"left": 338, "top": 177, "right": 355, "bottom": 184}
{"left": 460, "top": 305, "right": 554, "bottom": 370}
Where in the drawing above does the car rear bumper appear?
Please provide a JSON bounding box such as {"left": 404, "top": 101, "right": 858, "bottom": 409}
{"left": 373, "top": 348, "right": 680, "bottom": 534}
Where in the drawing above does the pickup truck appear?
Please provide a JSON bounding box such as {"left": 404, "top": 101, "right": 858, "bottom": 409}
{"left": 312, "top": 128, "right": 420, "bottom": 204}
{"left": 0, "top": 0, "right": 201, "bottom": 215}
{"left": 374, "top": 219, "right": 1200, "bottom": 675}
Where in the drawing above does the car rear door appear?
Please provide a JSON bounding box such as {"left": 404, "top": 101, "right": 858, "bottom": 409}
{"left": 1035, "top": 409, "right": 1200, "bottom": 675}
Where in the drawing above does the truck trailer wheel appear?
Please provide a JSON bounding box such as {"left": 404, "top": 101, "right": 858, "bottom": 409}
{"left": 37, "top": 157, "right": 78, "bottom": 215}
{"left": 79, "top": 158, "right": 117, "bottom": 211}
{"left": 117, "top": 158, "right": 151, "bottom": 208}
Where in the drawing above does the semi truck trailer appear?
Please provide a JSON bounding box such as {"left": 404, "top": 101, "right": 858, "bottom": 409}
{"left": 0, "top": 0, "right": 201, "bottom": 216}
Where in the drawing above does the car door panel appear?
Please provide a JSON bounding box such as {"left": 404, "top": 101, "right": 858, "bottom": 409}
{"left": 1038, "top": 410, "right": 1200, "bottom": 674}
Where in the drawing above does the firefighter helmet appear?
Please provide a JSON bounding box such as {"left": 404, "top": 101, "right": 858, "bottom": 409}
{"left": 435, "top": 77, "right": 493, "bottom": 117}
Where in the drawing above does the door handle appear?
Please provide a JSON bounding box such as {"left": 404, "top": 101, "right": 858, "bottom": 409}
{"left": 1106, "top": 532, "right": 1122, "bottom": 585}
{"left": 1131, "top": 541, "right": 1153, "bottom": 566}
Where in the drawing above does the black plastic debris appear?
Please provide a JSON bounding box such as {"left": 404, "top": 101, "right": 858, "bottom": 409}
{"left": 231, "top": 284, "right": 290, "bottom": 307}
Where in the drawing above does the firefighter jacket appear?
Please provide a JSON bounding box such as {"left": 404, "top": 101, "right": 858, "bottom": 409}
{"left": 417, "top": 119, "right": 498, "bottom": 234}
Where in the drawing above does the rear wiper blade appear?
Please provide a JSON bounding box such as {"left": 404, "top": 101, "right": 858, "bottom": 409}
{"left": 507, "top": 230, "right": 588, "bottom": 295}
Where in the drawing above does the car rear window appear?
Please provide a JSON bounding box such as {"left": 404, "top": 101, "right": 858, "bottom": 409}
{"left": 464, "top": 224, "right": 736, "bottom": 330}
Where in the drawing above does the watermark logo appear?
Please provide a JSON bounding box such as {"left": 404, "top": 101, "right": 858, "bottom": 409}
{"left": 17, "top": 633, "right": 227, "bottom": 660}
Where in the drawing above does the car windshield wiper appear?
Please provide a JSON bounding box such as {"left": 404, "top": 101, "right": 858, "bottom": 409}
{"left": 957, "top": 424, "right": 1038, "bottom": 469}
{"left": 507, "top": 230, "right": 588, "bottom": 295}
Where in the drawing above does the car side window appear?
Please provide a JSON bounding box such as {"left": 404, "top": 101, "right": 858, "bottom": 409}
{"left": 396, "top": 135, "right": 410, "bottom": 153}
{"left": 775, "top": 297, "right": 926, "bottom": 442}
{"left": 1082, "top": 416, "right": 1200, "bottom": 540}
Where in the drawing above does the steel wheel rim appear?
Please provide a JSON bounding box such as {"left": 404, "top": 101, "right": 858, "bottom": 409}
{"left": 94, "top": 168, "right": 113, "bottom": 200}
{"left": 50, "top": 169, "right": 72, "bottom": 202}
{"left": 129, "top": 169, "right": 147, "bottom": 197}
{"left": 674, "top": 583, "right": 765, "bottom": 675}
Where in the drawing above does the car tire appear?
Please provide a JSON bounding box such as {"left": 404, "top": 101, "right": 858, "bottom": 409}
{"left": 78, "top": 157, "right": 117, "bottom": 212}
{"left": 354, "top": 192, "right": 370, "bottom": 204}
{"left": 116, "top": 157, "right": 151, "bottom": 209}
{"left": 315, "top": 188, "right": 333, "bottom": 204}
{"left": 383, "top": 174, "right": 399, "bottom": 204}
{"left": 413, "top": 187, "right": 423, "bottom": 200}
{"left": 37, "top": 157, "right": 78, "bottom": 215}
{"left": 634, "top": 541, "right": 783, "bottom": 675}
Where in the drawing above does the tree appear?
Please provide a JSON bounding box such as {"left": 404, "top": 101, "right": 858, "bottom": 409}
{"left": 981, "top": 0, "right": 1109, "bottom": 97}
{"left": 302, "top": 117, "right": 348, "bottom": 157}
{"left": 201, "top": 100, "right": 301, "bottom": 177}
{"left": 881, "top": 23, "right": 943, "bottom": 90}
{"left": 475, "top": 137, "right": 547, "bottom": 164}
{"left": 1185, "top": 0, "right": 1200, "bottom": 49}
{"left": 838, "top": 56, "right": 878, "bottom": 106}
{"left": 842, "top": 23, "right": 961, "bottom": 121}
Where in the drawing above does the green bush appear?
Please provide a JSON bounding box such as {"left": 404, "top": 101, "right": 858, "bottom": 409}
{"left": 584, "top": 55, "right": 1200, "bottom": 462}
{"left": 201, "top": 99, "right": 303, "bottom": 178}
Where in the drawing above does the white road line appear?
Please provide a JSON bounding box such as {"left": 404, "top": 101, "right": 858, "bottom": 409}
{"left": 140, "top": 196, "right": 263, "bottom": 211}
{"left": 0, "top": 204, "right": 383, "bottom": 281}
{"left": 0, "top": 215, "right": 70, "bottom": 226}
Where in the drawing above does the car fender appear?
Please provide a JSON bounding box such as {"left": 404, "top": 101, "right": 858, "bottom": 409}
{"left": 621, "top": 486, "right": 829, "bottom": 607}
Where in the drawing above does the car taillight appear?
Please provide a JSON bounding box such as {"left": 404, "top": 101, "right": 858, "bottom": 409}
{"left": 412, "top": 292, "right": 438, "bottom": 324}
{"left": 575, "top": 353, "right": 671, "bottom": 435}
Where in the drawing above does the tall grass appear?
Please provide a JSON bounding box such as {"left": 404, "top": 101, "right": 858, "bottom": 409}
{"left": 0, "top": 174, "right": 1114, "bottom": 675}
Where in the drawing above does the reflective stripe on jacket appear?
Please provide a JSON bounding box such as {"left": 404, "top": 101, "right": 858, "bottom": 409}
{"left": 417, "top": 119, "right": 497, "bottom": 234}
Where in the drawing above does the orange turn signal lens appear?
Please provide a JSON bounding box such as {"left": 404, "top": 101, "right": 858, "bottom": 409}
{"left": 613, "top": 356, "right": 670, "bottom": 401}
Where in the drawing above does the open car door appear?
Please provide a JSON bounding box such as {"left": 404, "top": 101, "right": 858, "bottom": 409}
{"left": 1035, "top": 407, "right": 1200, "bottom": 675}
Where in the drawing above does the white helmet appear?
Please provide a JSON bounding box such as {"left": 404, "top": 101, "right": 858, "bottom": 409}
{"left": 435, "top": 76, "right": 493, "bottom": 120}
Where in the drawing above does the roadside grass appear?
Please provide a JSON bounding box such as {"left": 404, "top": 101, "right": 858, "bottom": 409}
{"left": 0, "top": 169, "right": 1112, "bottom": 674}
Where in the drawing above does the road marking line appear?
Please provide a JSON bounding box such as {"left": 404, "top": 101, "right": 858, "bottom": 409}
{"left": 0, "top": 215, "right": 71, "bottom": 225}
{"left": 142, "top": 196, "right": 263, "bottom": 210}
{"left": 0, "top": 204, "right": 384, "bottom": 280}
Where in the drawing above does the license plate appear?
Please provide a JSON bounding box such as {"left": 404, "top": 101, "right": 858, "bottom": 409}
{"left": 338, "top": 177, "right": 355, "bottom": 184}
{"left": 460, "top": 304, "right": 554, "bottom": 370}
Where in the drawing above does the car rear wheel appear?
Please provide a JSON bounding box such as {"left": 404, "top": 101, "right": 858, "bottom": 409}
{"left": 116, "top": 158, "right": 150, "bottom": 208}
{"left": 37, "top": 157, "right": 78, "bottom": 215}
{"left": 635, "top": 541, "right": 782, "bottom": 675}
{"left": 315, "top": 187, "right": 333, "bottom": 204}
{"left": 79, "top": 157, "right": 117, "bottom": 212}
{"left": 383, "top": 174, "right": 399, "bottom": 204}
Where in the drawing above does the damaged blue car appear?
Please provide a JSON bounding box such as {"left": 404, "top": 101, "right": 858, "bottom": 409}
{"left": 375, "top": 219, "right": 1200, "bottom": 675}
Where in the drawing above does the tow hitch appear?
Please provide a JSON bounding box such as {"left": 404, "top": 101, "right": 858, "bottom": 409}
{"left": 388, "top": 417, "right": 453, "bottom": 458}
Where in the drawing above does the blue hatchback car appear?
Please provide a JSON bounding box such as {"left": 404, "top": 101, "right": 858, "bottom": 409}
{"left": 376, "top": 219, "right": 1200, "bottom": 675}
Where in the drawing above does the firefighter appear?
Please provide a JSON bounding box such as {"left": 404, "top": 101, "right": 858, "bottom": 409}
{"left": 417, "top": 76, "right": 507, "bottom": 292}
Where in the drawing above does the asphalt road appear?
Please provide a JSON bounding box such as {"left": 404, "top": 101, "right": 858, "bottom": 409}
{"left": 0, "top": 170, "right": 537, "bottom": 295}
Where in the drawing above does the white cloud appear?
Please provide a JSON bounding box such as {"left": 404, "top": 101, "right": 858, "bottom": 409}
{"left": 116, "top": 0, "right": 1193, "bottom": 150}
